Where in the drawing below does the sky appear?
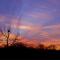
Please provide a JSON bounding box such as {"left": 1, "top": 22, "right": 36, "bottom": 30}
{"left": 0, "top": 0, "right": 60, "bottom": 49}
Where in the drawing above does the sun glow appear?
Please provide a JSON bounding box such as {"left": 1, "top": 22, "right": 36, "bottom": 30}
{"left": 19, "top": 25, "right": 32, "bottom": 30}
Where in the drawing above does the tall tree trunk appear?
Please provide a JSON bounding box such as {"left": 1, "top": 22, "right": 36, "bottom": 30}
{"left": 6, "top": 30, "right": 10, "bottom": 47}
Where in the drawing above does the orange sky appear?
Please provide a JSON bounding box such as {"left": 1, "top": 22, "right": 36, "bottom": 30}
{"left": 0, "top": 33, "right": 60, "bottom": 50}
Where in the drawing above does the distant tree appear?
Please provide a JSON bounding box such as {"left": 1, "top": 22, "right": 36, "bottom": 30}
{"left": 38, "top": 44, "right": 45, "bottom": 50}
{"left": 47, "top": 45, "right": 56, "bottom": 50}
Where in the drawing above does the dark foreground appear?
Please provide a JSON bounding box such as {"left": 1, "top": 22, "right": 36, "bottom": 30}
{"left": 0, "top": 49, "right": 60, "bottom": 60}
{"left": 0, "top": 45, "right": 60, "bottom": 60}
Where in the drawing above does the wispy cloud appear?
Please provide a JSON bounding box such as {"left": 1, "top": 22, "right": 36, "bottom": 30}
{"left": 26, "top": 12, "right": 53, "bottom": 20}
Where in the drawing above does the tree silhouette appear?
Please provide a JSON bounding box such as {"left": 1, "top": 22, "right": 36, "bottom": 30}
{"left": 38, "top": 44, "right": 45, "bottom": 50}
{"left": 47, "top": 45, "right": 56, "bottom": 50}
{"left": 6, "top": 29, "right": 10, "bottom": 47}
{"left": 12, "top": 32, "right": 20, "bottom": 45}
{"left": 0, "top": 24, "right": 11, "bottom": 47}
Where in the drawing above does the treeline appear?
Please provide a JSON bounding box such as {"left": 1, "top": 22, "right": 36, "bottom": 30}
{"left": 4, "top": 42, "right": 57, "bottom": 50}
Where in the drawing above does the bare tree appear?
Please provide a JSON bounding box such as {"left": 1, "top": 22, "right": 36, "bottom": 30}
{"left": 0, "top": 23, "right": 21, "bottom": 47}
{"left": 12, "top": 32, "right": 20, "bottom": 45}
{"left": 6, "top": 28, "right": 10, "bottom": 47}
{"left": 0, "top": 24, "right": 11, "bottom": 47}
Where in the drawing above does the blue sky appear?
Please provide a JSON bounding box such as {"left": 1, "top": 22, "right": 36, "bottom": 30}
{"left": 0, "top": 0, "right": 60, "bottom": 44}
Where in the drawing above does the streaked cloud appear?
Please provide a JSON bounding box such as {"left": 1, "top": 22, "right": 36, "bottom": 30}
{"left": 25, "top": 12, "right": 53, "bottom": 20}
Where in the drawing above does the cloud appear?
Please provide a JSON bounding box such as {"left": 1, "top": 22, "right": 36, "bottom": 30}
{"left": 27, "top": 12, "right": 53, "bottom": 20}
{"left": 18, "top": 37, "right": 39, "bottom": 48}
{"left": 0, "top": 24, "right": 60, "bottom": 49}
{"left": 43, "top": 24, "right": 60, "bottom": 35}
{"left": 43, "top": 24, "right": 60, "bottom": 30}
{"left": 17, "top": 36, "right": 60, "bottom": 50}
{"left": 11, "top": 20, "right": 60, "bottom": 39}
{"left": 10, "top": 18, "right": 60, "bottom": 49}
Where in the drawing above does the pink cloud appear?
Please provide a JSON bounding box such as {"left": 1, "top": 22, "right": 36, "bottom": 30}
{"left": 10, "top": 18, "right": 60, "bottom": 49}
{"left": 43, "top": 24, "right": 60, "bottom": 31}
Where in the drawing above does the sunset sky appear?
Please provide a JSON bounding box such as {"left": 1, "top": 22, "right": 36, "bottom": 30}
{"left": 0, "top": 0, "right": 60, "bottom": 49}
